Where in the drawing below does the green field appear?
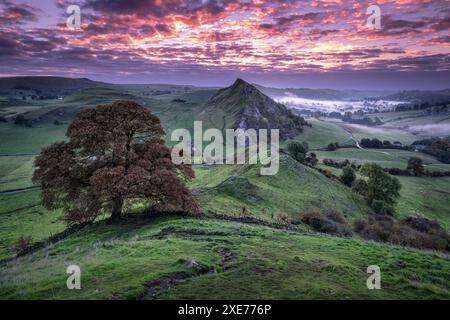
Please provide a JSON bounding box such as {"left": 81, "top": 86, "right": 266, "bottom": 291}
{"left": 290, "top": 119, "right": 351, "bottom": 149}
{"left": 366, "top": 110, "right": 450, "bottom": 132}
{"left": 396, "top": 177, "right": 450, "bottom": 230}
{"left": 315, "top": 148, "right": 450, "bottom": 172}
{"left": 0, "top": 123, "right": 68, "bottom": 192}
{"left": 0, "top": 123, "right": 67, "bottom": 155}
{"left": 0, "top": 156, "right": 35, "bottom": 191}
{"left": 0, "top": 191, "right": 64, "bottom": 260}
{"left": 0, "top": 216, "right": 449, "bottom": 299}
{"left": 315, "top": 148, "right": 450, "bottom": 229}
{"left": 339, "top": 122, "right": 418, "bottom": 145}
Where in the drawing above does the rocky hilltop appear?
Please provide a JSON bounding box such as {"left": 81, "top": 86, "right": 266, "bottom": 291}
{"left": 202, "top": 78, "right": 307, "bottom": 140}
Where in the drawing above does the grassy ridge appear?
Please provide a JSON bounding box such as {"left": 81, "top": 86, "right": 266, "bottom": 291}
{"left": 0, "top": 216, "right": 448, "bottom": 299}
{"left": 193, "top": 155, "right": 371, "bottom": 219}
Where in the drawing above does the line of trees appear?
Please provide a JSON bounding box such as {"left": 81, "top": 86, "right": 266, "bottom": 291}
{"left": 384, "top": 156, "right": 450, "bottom": 177}
{"left": 360, "top": 138, "right": 409, "bottom": 150}
{"left": 412, "top": 137, "right": 450, "bottom": 164}
{"left": 322, "top": 158, "right": 360, "bottom": 169}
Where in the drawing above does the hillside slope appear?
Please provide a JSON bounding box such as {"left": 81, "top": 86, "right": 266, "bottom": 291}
{"left": 1, "top": 216, "right": 448, "bottom": 299}
{"left": 0, "top": 77, "right": 109, "bottom": 98}
{"left": 256, "top": 85, "right": 391, "bottom": 101}
{"left": 378, "top": 89, "right": 450, "bottom": 104}
{"left": 18, "top": 87, "right": 166, "bottom": 124}
{"left": 193, "top": 154, "right": 371, "bottom": 219}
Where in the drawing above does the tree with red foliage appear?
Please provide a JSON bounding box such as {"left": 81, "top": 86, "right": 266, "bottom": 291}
{"left": 33, "top": 101, "right": 199, "bottom": 225}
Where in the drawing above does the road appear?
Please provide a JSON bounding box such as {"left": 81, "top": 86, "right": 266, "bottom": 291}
{"left": 342, "top": 127, "right": 391, "bottom": 156}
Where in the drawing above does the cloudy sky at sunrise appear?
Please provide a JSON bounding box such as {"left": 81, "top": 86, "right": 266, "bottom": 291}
{"left": 0, "top": 0, "right": 449, "bottom": 89}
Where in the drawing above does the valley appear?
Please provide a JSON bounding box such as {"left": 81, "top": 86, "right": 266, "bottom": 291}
{"left": 0, "top": 77, "right": 449, "bottom": 299}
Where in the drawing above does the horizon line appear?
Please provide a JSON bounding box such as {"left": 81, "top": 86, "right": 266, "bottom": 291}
{"left": 1, "top": 75, "right": 450, "bottom": 92}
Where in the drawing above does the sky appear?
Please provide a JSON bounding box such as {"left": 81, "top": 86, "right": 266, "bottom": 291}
{"left": 0, "top": 0, "right": 449, "bottom": 89}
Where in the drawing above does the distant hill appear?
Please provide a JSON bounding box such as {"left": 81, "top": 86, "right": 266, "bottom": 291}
{"left": 255, "top": 85, "right": 391, "bottom": 101}
{"left": 0, "top": 76, "right": 110, "bottom": 98}
{"left": 22, "top": 87, "right": 158, "bottom": 124}
{"left": 377, "top": 89, "right": 450, "bottom": 104}
{"left": 199, "top": 79, "right": 307, "bottom": 140}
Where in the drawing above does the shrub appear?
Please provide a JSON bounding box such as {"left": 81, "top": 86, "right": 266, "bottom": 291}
{"left": 352, "top": 179, "right": 369, "bottom": 197}
{"left": 356, "top": 214, "right": 394, "bottom": 242}
{"left": 326, "top": 142, "right": 338, "bottom": 151}
{"left": 379, "top": 206, "right": 395, "bottom": 216}
{"left": 407, "top": 157, "right": 425, "bottom": 176}
{"left": 341, "top": 166, "right": 356, "bottom": 187}
{"left": 301, "top": 208, "right": 352, "bottom": 236}
{"left": 401, "top": 216, "right": 448, "bottom": 236}
{"left": 353, "top": 214, "right": 449, "bottom": 251}
{"left": 425, "top": 170, "right": 450, "bottom": 177}
{"left": 370, "top": 200, "right": 394, "bottom": 216}
{"left": 384, "top": 167, "right": 410, "bottom": 176}
{"left": 306, "top": 152, "right": 318, "bottom": 166}
{"left": 321, "top": 169, "right": 333, "bottom": 178}
{"left": 287, "top": 141, "right": 308, "bottom": 162}
{"left": 353, "top": 219, "right": 367, "bottom": 233}
{"left": 323, "top": 158, "right": 351, "bottom": 168}
{"left": 323, "top": 208, "right": 347, "bottom": 224}
{"left": 274, "top": 211, "right": 292, "bottom": 225}
{"left": 15, "top": 235, "right": 33, "bottom": 255}
{"left": 14, "top": 114, "right": 32, "bottom": 127}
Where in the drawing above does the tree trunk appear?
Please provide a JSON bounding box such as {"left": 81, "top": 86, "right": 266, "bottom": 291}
{"left": 111, "top": 198, "right": 123, "bottom": 220}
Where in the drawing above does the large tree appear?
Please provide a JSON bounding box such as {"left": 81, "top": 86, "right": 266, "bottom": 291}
{"left": 33, "top": 101, "right": 199, "bottom": 225}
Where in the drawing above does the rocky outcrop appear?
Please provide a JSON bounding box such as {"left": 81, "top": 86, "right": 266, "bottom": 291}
{"left": 205, "top": 79, "right": 308, "bottom": 140}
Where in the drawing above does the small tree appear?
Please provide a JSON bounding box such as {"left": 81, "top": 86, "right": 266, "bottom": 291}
{"left": 357, "top": 163, "right": 402, "bottom": 207}
{"left": 14, "top": 114, "right": 32, "bottom": 127}
{"left": 33, "top": 101, "right": 199, "bottom": 225}
{"left": 287, "top": 141, "right": 308, "bottom": 162}
{"left": 307, "top": 152, "right": 318, "bottom": 166}
{"left": 407, "top": 157, "right": 425, "bottom": 176}
{"left": 326, "top": 142, "right": 338, "bottom": 151}
{"left": 341, "top": 166, "right": 356, "bottom": 187}
{"left": 15, "top": 235, "right": 33, "bottom": 255}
